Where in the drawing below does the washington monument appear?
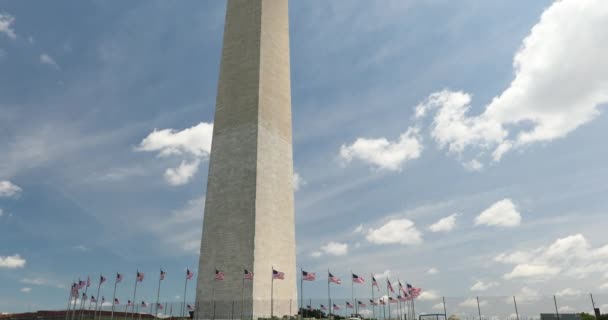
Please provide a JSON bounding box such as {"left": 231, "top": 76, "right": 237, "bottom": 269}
{"left": 196, "top": 0, "right": 297, "bottom": 318}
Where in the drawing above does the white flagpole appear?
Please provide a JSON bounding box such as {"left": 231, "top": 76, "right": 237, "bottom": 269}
{"left": 111, "top": 274, "right": 119, "bottom": 320}
{"left": 271, "top": 266, "right": 274, "bottom": 319}
{"left": 94, "top": 276, "right": 102, "bottom": 320}
{"left": 155, "top": 269, "right": 163, "bottom": 319}
{"left": 131, "top": 271, "right": 140, "bottom": 320}
{"left": 182, "top": 268, "right": 189, "bottom": 318}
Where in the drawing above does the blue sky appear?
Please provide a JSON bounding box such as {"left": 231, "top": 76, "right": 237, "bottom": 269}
{"left": 1, "top": 0, "right": 608, "bottom": 317}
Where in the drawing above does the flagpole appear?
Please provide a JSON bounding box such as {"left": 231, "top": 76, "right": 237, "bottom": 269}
{"left": 387, "top": 280, "right": 391, "bottom": 320}
{"left": 242, "top": 269, "right": 246, "bottom": 320}
{"left": 300, "top": 268, "right": 303, "bottom": 320}
{"left": 111, "top": 274, "right": 118, "bottom": 320}
{"left": 131, "top": 271, "right": 139, "bottom": 320}
{"left": 350, "top": 270, "right": 354, "bottom": 318}
{"left": 211, "top": 269, "right": 217, "bottom": 320}
{"left": 327, "top": 270, "right": 332, "bottom": 320}
{"left": 155, "top": 269, "right": 162, "bottom": 319}
{"left": 411, "top": 298, "right": 416, "bottom": 320}
{"left": 371, "top": 275, "right": 375, "bottom": 320}
{"left": 79, "top": 280, "right": 89, "bottom": 320}
{"left": 66, "top": 282, "right": 74, "bottom": 320}
{"left": 182, "top": 269, "right": 189, "bottom": 318}
{"left": 94, "top": 276, "right": 102, "bottom": 320}
{"left": 271, "top": 266, "right": 274, "bottom": 319}
{"left": 72, "top": 278, "right": 81, "bottom": 320}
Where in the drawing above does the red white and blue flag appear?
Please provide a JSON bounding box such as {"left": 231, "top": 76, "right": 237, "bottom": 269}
{"left": 215, "top": 269, "right": 225, "bottom": 281}
{"left": 302, "top": 270, "right": 316, "bottom": 281}
{"left": 78, "top": 280, "right": 86, "bottom": 289}
{"left": 352, "top": 273, "right": 365, "bottom": 284}
{"left": 127, "top": 300, "right": 133, "bottom": 307}
{"left": 91, "top": 296, "right": 97, "bottom": 303}
{"left": 187, "top": 304, "right": 194, "bottom": 311}
{"left": 71, "top": 283, "right": 79, "bottom": 298}
{"left": 136, "top": 272, "right": 144, "bottom": 282}
{"left": 333, "top": 304, "right": 341, "bottom": 310}
{"left": 346, "top": 302, "right": 354, "bottom": 309}
{"left": 186, "top": 269, "right": 194, "bottom": 280}
{"left": 100, "top": 275, "right": 106, "bottom": 285}
{"left": 379, "top": 299, "right": 386, "bottom": 306}
{"left": 156, "top": 303, "right": 163, "bottom": 310}
{"left": 86, "top": 276, "right": 91, "bottom": 288}
{"left": 141, "top": 301, "right": 148, "bottom": 307}
{"left": 372, "top": 276, "right": 379, "bottom": 291}
{"left": 358, "top": 301, "right": 367, "bottom": 308}
{"left": 116, "top": 273, "right": 123, "bottom": 283}
{"left": 82, "top": 293, "right": 88, "bottom": 301}
{"left": 272, "top": 269, "right": 284, "bottom": 280}
{"left": 389, "top": 297, "right": 397, "bottom": 304}
{"left": 101, "top": 297, "right": 105, "bottom": 303}
{"left": 320, "top": 305, "right": 327, "bottom": 311}
{"left": 328, "top": 272, "right": 341, "bottom": 284}
{"left": 114, "top": 298, "right": 120, "bottom": 305}
{"left": 244, "top": 269, "right": 254, "bottom": 280}
{"left": 387, "top": 279, "right": 394, "bottom": 293}
{"left": 307, "top": 305, "right": 312, "bottom": 311}
{"left": 369, "top": 299, "right": 378, "bottom": 306}
{"left": 160, "top": 270, "right": 166, "bottom": 280}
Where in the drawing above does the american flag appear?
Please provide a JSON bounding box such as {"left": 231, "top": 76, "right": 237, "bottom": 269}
{"left": 136, "top": 271, "right": 145, "bottom": 282}
{"left": 91, "top": 296, "right": 97, "bottom": 303}
{"left": 116, "top": 273, "right": 123, "bottom": 283}
{"left": 100, "top": 275, "right": 106, "bottom": 285}
{"left": 272, "top": 269, "right": 284, "bottom": 280}
{"left": 101, "top": 296, "right": 105, "bottom": 303}
{"left": 82, "top": 293, "right": 88, "bottom": 301}
{"left": 410, "top": 287, "right": 422, "bottom": 298}
{"left": 244, "top": 269, "right": 254, "bottom": 280}
{"left": 141, "top": 301, "right": 148, "bottom": 307}
{"left": 156, "top": 303, "right": 163, "bottom": 310}
{"left": 387, "top": 279, "right": 394, "bottom": 293}
{"left": 307, "top": 305, "right": 312, "bottom": 311}
{"left": 328, "top": 272, "right": 341, "bottom": 284}
{"left": 398, "top": 295, "right": 407, "bottom": 302}
{"left": 389, "top": 297, "right": 397, "bottom": 304}
{"left": 187, "top": 304, "right": 193, "bottom": 311}
{"left": 372, "top": 276, "right": 379, "bottom": 291}
{"left": 215, "top": 269, "right": 225, "bottom": 281}
{"left": 86, "top": 276, "right": 91, "bottom": 288}
{"left": 346, "top": 302, "right": 354, "bottom": 309}
{"left": 114, "top": 298, "right": 120, "bottom": 305}
{"left": 352, "top": 273, "right": 365, "bottom": 284}
{"left": 358, "top": 301, "right": 367, "bottom": 308}
{"left": 302, "top": 270, "right": 316, "bottom": 281}
{"left": 127, "top": 300, "right": 133, "bottom": 307}
{"left": 320, "top": 305, "right": 327, "bottom": 311}
{"left": 369, "top": 299, "right": 378, "bottom": 306}
{"left": 186, "top": 269, "right": 194, "bottom": 280}
{"left": 160, "top": 270, "right": 166, "bottom": 280}
{"left": 71, "top": 283, "right": 78, "bottom": 298}
{"left": 379, "top": 299, "right": 386, "bottom": 306}
{"left": 78, "top": 280, "right": 86, "bottom": 289}
{"left": 333, "top": 304, "right": 341, "bottom": 310}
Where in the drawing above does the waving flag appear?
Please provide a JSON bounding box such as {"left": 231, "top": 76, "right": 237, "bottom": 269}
{"left": 307, "top": 305, "right": 312, "bottom": 311}
{"left": 387, "top": 279, "right": 394, "bottom": 293}
{"left": 244, "top": 269, "right": 254, "bottom": 280}
{"left": 333, "top": 304, "right": 341, "bottom": 310}
{"left": 379, "top": 299, "right": 386, "bottom": 306}
{"left": 116, "top": 273, "right": 123, "bottom": 283}
{"left": 156, "top": 303, "right": 163, "bottom": 310}
{"left": 78, "top": 280, "right": 87, "bottom": 289}
{"left": 86, "top": 276, "right": 91, "bottom": 288}
{"left": 388, "top": 297, "right": 397, "bottom": 304}
{"left": 91, "top": 296, "right": 97, "bottom": 303}
{"left": 186, "top": 269, "right": 194, "bottom": 280}
{"left": 215, "top": 269, "right": 225, "bottom": 281}
{"left": 127, "top": 300, "right": 133, "bottom": 307}
{"left": 187, "top": 304, "right": 194, "bottom": 311}
{"left": 398, "top": 295, "right": 407, "bottom": 302}
{"left": 141, "top": 301, "right": 148, "bottom": 307}
{"left": 369, "top": 299, "right": 378, "bottom": 306}
{"left": 320, "top": 305, "right": 327, "bottom": 311}
{"left": 352, "top": 273, "right": 365, "bottom": 284}
{"left": 302, "top": 270, "right": 316, "bottom": 281}
{"left": 100, "top": 275, "right": 107, "bottom": 285}
{"left": 346, "top": 302, "right": 354, "bottom": 309}
{"left": 71, "top": 283, "right": 79, "bottom": 298}
{"left": 136, "top": 271, "right": 144, "bottom": 282}
{"left": 101, "top": 297, "right": 105, "bottom": 303}
{"left": 358, "top": 301, "right": 367, "bottom": 308}
{"left": 372, "top": 276, "right": 379, "bottom": 291}
{"left": 272, "top": 269, "right": 284, "bottom": 280}
{"left": 82, "top": 293, "right": 88, "bottom": 301}
{"left": 328, "top": 272, "right": 341, "bottom": 284}
{"left": 160, "top": 270, "right": 166, "bottom": 280}
{"left": 114, "top": 298, "right": 120, "bottom": 305}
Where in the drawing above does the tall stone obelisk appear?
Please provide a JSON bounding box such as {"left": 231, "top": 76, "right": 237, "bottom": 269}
{"left": 196, "top": 0, "right": 296, "bottom": 319}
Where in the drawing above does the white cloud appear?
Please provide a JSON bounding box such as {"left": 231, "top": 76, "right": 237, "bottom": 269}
{"left": 340, "top": 127, "right": 422, "bottom": 171}
{"left": 374, "top": 270, "right": 391, "bottom": 280}
{"left": 513, "top": 287, "right": 540, "bottom": 303}
{"left": 72, "top": 245, "right": 88, "bottom": 252}
{"left": 0, "top": 180, "right": 22, "bottom": 197}
{"left": 366, "top": 218, "right": 422, "bottom": 245}
{"left": 293, "top": 172, "right": 306, "bottom": 191}
{"left": 353, "top": 224, "right": 364, "bottom": 234}
{"left": 137, "top": 122, "right": 213, "bottom": 158}
{"left": 0, "top": 13, "right": 17, "bottom": 39}
{"left": 417, "top": 0, "right": 608, "bottom": 163}
{"left": 470, "top": 280, "right": 499, "bottom": 292}
{"left": 463, "top": 159, "right": 483, "bottom": 172}
{"left": 21, "top": 277, "right": 65, "bottom": 289}
{"left": 426, "top": 267, "right": 439, "bottom": 275}
{"left": 459, "top": 298, "right": 487, "bottom": 308}
{"left": 497, "top": 234, "right": 608, "bottom": 281}
{"left": 137, "top": 122, "right": 213, "bottom": 186}
{"left": 429, "top": 213, "right": 458, "bottom": 232}
{"left": 163, "top": 159, "right": 200, "bottom": 186}
{"left": 40, "top": 53, "right": 58, "bottom": 68}
{"left": 418, "top": 290, "right": 440, "bottom": 301}
{"left": 0, "top": 254, "right": 26, "bottom": 268}
{"left": 320, "top": 241, "right": 348, "bottom": 256}
{"left": 555, "top": 288, "right": 583, "bottom": 297}
{"left": 600, "top": 282, "right": 608, "bottom": 290}
{"left": 432, "top": 303, "right": 444, "bottom": 310}
{"left": 558, "top": 306, "right": 574, "bottom": 313}
{"left": 310, "top": 251, "right": 322, "bottom": 258}
{"left": 20, "top": 287, "right": 31, "bottom": 293}
{"left": 0, "top": 208, "right": 3, "bottom": 217}
{"left": 474, "top": 199, "right": 521, "bottom": 227}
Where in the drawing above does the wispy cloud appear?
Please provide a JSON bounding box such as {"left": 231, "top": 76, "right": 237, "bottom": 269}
{"left": 0, "top": 13, "right": 17, "bottom": 39}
